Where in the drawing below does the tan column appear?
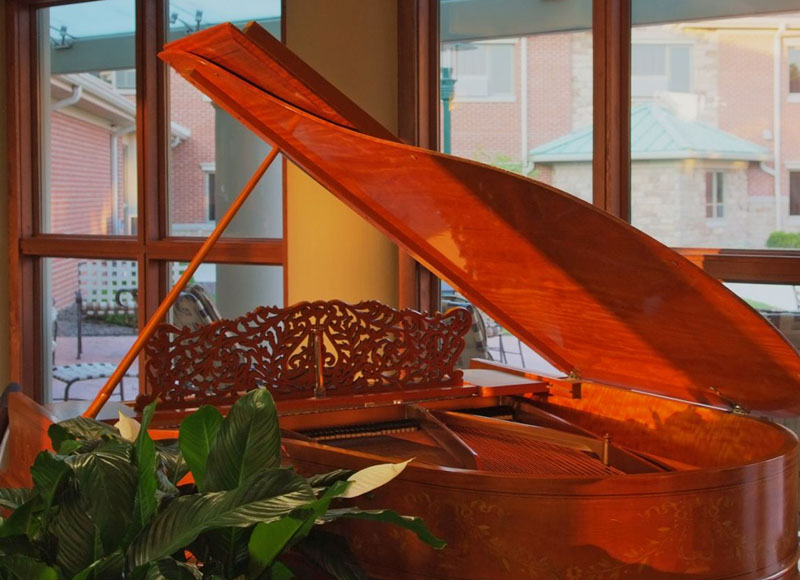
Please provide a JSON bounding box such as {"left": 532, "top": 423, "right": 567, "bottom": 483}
{"left": 285, "top": 0, "right": 399, "bottom": 306}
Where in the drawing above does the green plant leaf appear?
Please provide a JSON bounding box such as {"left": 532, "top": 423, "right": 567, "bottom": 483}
{"left": 320, "top": 508, "right": 446, "bottom": 549}
{"left": 204, "top": 390, "right": 281, "bottom": 492}
{"left": 71, "top": 440, "right": 137, "bottom": 552}
{"left": 154, "top": 441, "right": 188, "bottom": 487}
{"left": 293, "top": 529, "right": 366, "bottom": 580}
{"left": 0, "top": 554, "right": 59, "bottom": 580}
{"left": 255, "top": 561, "right": 294, "bottom": 580}
{"left": 130, "top": 401, "right": 159, "bottom": 538}
{"left": 50, "top": 418, "right": 119, "bottom": 446}
{"left": 178, "top": 405, "right": 222, "bottom": 490}
{"left": 248, "top": 480, "right": 350, "bottom": 576}
{"left": 0, "top": 488, "right": 34, "bottom": 511}
{"left": 70, "top": 550, "right": 125, "bottom": 580}
{"left": 305, "top": 469, "right": 354, "bottom": 491}
{"left": 50, "top": 485, "right": 99, "bottom": 578}
{"left": 143, "top": 559, "right": 202, "bottom": 580}
{"left": 129, "top": 468, "right": 315, "bottom": 567}
{"left": 31, "top": 452, "right": 72, "bottom": 511}
{"left": 193, "top": 526, "right": 250, "bottom": 579}
{"left": 0, "top": 495, "right": 39, "bottom": 539}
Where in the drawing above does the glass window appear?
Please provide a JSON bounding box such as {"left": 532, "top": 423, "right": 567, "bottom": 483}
{"left": 46, "top": 258, "right": 138, "bottom": 403}
{"left": 439, "top": 0, "right": 592, "bottom": 371}
{"left": 790, "top": 171, "right": 800, "bottom": 216}
{"left": 632, "top": 44, "right": 691, "bottom": 98}
{"left": 168, "top": 262, "right": 283, "bottom": 320}
{"left": 727, "top": 283, "right": 800, "bottom": 351}
{"left": 40, "top": 0, "right": 138, "bottom": 236}
{"left": 166, "top": 3, "right": 282, "bottom": 238}
{"left": 448, "top": 42, "right": 515, "bottom": 100}
{"left": 790, "top": 47, "right": 800, "bottom": 94}
{"left": 705, "top": 171, "right": 725, "bottom": 219}
{"left": 630, "top": 10, "right": 800, "bottom": 249}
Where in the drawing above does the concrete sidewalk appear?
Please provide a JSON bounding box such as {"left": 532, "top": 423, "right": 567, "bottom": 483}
{"left": 52, "top": 335, "right": 138, "bottom": 402}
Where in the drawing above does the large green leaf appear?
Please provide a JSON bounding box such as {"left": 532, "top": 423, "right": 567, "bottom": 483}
{"left": 70, "top": 550, "right": 125, "bottom": 580}
{"left": 193, "top": 527, "right": 250, "bottom": 579}
{"left": 71, "top": 440, "right": 137, "bottom": 553}
{"left": 319, "top": 508, "right": 446, "bottom": 549}
{"left": 50, "top": 486, "right": 99, "bottom": 578}
{"left": 0, "top": 495, "right": 39, "bottom": 539}
{"left": 293, "top": 529, "right": 366, "bottom": 580}
{"left": 0, "top": 489, "right": 34, "bottom": 511}
{"left": 154, "top": 441, "right": 188, "bottom": 487}
{"left": 129, "top": 469, "right": 315, "bottom": 567}
{"left": 178, "top": 406, "right": 222, "bottom": 490}
{"left": 0, "top": 554, "right": 59, "bottom": 580}
{"left": 49, "top": 418, "right": 119, "bottom": 449}
{"left": 31, "top": 452, "right": 71, "bottom": 512}
{"left": 248, "top": 480, "right": 350, "bottom": 577}
{"left": 143, "top": 559, "right": 202, "bottom": 580}
{"left": 305, "top": 469, "right": 353, "bottom": 492}
{"left": 130, "top": 401, "right": 158, "bottom": 538}
{"left": 203, "top": 390, "right": 281, "bottom": 492}
{"left": 255, "top": 561, "right": 294, "bottom": 580}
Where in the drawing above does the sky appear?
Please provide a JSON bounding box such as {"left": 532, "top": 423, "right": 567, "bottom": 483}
{"left": 48, "top": 0, "right": 281, "bottom": 40}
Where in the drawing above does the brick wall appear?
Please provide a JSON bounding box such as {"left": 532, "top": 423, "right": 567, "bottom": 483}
{"left": 50, "top": 111, "right": 117, "bottom": 308}
{"left": 169, "top": 70, "right": 216, "bottom": 227}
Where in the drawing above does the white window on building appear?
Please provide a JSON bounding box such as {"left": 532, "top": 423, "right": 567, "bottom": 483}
{"left": 790, "top": 171, "right": 800, "bottom": 216}
{"left": 201, "top": 162, "right": 216, "bottom": 221}
{"left": 632, "top": 43, "right": 692, "bottom": 98}
{"left": 450, "top": 42, "right": 514, "bottom": 101}
{"left": 705, "top": 171, "right": 725, "bottom": 219}
{"left": 790, "top": 48, "right": 800, "bottom": 95}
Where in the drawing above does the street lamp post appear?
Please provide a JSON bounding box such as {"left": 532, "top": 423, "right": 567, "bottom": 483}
{"left": 440, "top": 67, "right": 456, "bottom": 155}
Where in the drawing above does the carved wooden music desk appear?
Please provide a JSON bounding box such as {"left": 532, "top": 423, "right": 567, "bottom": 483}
{"left": 4, "top": 21, "right": 800, "bottom": 580}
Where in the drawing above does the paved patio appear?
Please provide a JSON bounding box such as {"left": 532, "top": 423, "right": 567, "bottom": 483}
{"left": 51, "top": 335, "right": 138, "bottom": 402}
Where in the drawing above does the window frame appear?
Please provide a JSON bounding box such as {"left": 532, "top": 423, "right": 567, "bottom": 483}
{"left": 9, "top": 0, "right": 800, "bottom": 399}
{"left": 446, "top": 40, "right": 517, "bottom": 103}
{"left": 705, "top": 171, "right": 725, "bottom": 221}
{"left": 6, "top": 0, "right": 287, "bottom": 399}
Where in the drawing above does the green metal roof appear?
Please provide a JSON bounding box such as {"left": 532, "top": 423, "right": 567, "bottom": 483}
{"left": 530, "top": 103, "right": 769, "bottom": 163}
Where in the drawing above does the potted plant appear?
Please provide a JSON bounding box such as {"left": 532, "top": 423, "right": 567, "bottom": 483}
{"left": 0, "top": 389, "right": 444, "bottom": 579}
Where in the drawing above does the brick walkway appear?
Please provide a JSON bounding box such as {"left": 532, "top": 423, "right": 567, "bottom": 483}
{"left": 52, "top": 336, "right": 138, "bottom": 402}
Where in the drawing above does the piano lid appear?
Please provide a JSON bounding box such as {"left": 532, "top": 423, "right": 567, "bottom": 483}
{"left": 160, "top": 23, "right": 800, "bottom": 416}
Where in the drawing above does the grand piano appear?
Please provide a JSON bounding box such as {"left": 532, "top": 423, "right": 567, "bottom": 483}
{"left": 5, "top": 21, "right": 800, "bottom": 580}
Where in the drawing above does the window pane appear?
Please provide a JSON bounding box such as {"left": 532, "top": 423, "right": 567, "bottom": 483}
{"left": 39, "top": 0, "right": 137, "bottom": 236}
{"left": 167, "top": 3, "right": 282, "bottom": 238}
{"left": 727, "top": 283, "right": 800, "bottom": 351}
{"left": 790, "top": 48, "right": 800, "bottom": 94}
{"left": 46, "top": 257, "right": 138, "bottom": 404}
{"left": 168, "top": 262, "right": 283, "bottom": 320}
{"left": 439, "top": 0, "right": 592, "bottom": 371}
{"left": 630, "top": 7, "right": 800, "bottom": 249}
{"left": 441, "top": 0, "right": 593, "bottom": 201}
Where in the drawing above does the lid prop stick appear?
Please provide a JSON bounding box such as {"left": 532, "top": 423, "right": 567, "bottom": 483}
{"left": 83, "top": 147, "right": 281, "bottom": 419}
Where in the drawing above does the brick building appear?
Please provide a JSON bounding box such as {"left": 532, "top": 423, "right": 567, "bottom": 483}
{"left": 445, "top": 15, "right": 800, "bottom": 249}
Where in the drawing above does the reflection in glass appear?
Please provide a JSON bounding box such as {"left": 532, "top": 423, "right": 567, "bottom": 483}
{"left": 167, "top": 2, "right": 282, "bottom": 239}
{"left": 630, "top": 6, "right": 800, "bottom": 249}
{"left": 39, "top": 0, "right": 138, "bottom": 236}
{"left": 45, "top": 258, "right": 138, "bottom": 403}
{"left": 168, "top": 262, "right": 283, "bottom": 321}
{"left": 438, "top": 0, "right": 592, "bottom": 371}
{"left": 727, "top": 282, "right": 800, "bottom": 351}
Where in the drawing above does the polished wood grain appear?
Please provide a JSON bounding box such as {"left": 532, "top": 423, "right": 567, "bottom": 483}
{"left": 160, "top": 25, "right": 800, "bottom": 416}
{"left": 282, "top": 387, "right": 799, "bottom": 580}
{"left": 0, "top": 393, "right": 56, "bottom": 488}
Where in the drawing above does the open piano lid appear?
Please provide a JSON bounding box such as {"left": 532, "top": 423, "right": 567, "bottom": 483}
{"left": 160, "top": 23, "right": 800, "bottom": 416}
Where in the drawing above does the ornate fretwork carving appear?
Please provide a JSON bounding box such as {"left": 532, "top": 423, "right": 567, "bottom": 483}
{"left": 137, "top": 300, "right": 470, "bottom": 411}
